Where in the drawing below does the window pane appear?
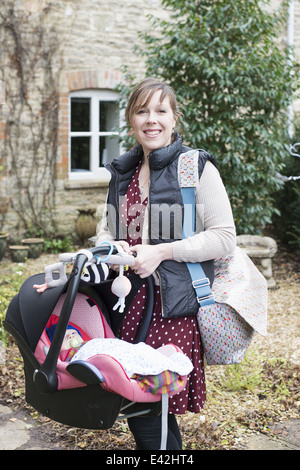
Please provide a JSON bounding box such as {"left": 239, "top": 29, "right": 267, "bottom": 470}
{"left": 71, "top": 98, "right": 90, "bottom": 131}
{"left": 71, "top": 137, "right": 90, "bottom": 171}
{"left": 99, "top": 101, "right": 119, "bottom": 132}
{"left": 99, "top": 135, "right": 119, "bottom": 166}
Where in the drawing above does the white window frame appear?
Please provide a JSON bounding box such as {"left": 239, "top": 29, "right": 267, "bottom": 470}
{"left": 69, "top": 89, "right": 122, "bottom": 181}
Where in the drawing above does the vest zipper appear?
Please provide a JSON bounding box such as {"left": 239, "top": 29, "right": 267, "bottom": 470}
{"left": 148, "top": 168, "right": 165, "bottom": 318}
{"left": 155, "top": 269, "right": 165, "bottom": 318}
{"left": 108, "top": 164, "right": 120, "bottom": 239}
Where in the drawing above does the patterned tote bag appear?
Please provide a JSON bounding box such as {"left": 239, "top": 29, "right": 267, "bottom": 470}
{"left": 179, "top": 150, "right": 268, "bottom": 365}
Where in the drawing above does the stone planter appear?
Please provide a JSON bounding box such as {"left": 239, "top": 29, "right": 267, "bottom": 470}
{"left": 21, "top": 238, "right": 44, "bottom": 259}
{"left": 9, "top": 245, "right": 29, "bottom": 263}
{"left": 236, "top": 235, "right": 278, "bottom": 289}
{"left": 0, "top": 232, "right": 8, "bottom": 262}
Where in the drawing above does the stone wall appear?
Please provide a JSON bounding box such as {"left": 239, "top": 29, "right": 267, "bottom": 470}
{"left": 0, "top": 0, "right": 166, "bottom": 241}
{"left": 0, "top": 0, "right": 299, "bottom": 242}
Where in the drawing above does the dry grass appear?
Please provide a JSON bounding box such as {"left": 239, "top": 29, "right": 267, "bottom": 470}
{"left": 0, "top": 248, "right": 299, "bottom": 450}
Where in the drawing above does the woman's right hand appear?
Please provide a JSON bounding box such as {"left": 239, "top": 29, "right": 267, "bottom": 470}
{"left": 110, "top": 240, "right": 131, "bottom": 271}
{"left": 114, "top": 240, "right": 131, "bottom": 253}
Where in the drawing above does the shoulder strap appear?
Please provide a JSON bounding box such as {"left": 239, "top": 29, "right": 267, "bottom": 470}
{"left": 179, "top": 150, "right": 214, "bottom": 307}
{"left": 178, "top": 149, "right": 199, "bottom": 189}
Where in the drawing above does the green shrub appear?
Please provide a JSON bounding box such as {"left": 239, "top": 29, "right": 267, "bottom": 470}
{"left": 43, "top": 236, "right": 74, "bottom": 254}
{"left": 272, "top": 118, "right": 300, "bottom": 252}
{"left": 0, "top": 270, "right": 26, "bottom": 344}
{"left": 120, "top": 0, "right": 299, "bottom": 235}
{"left": 0, "top": 288, "right": 11, "bottom": 344}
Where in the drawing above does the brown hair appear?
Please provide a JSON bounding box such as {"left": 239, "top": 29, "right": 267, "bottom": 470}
{"left": 125, "top": 78, "right": 180, "bottom": 127}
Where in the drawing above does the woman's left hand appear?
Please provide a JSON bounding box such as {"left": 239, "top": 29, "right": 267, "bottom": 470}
{"left": 130, "top": 243, "right": 173, "bottom": 278}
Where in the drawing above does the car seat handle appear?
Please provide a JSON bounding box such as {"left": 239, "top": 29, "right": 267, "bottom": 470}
{"left": 34, "top": 244, "right": 117, "bottom": 394}
{"left": 34, "top": 252, "right": 89, "bottom": 394}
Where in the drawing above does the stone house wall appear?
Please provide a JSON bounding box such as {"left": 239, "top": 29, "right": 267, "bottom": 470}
{"left": 0, "top": 0, "right": 299, "bottom": 243}
{"left": 0, "top": 0, "right": 166, "bottom": 241}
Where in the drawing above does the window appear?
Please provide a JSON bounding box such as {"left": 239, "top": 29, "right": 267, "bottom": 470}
{"left": 69, "top": 90, "right": 121, "bottom": 179}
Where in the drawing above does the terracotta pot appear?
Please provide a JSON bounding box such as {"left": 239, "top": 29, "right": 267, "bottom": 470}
{"left": 0, "top": 232, "right": 8, "bottom": 262}
{"left": 21, "top": 238, "right": 44, "bottom": 259}
{"left": 9, "top": 245, "right": 29, "bottom": 263}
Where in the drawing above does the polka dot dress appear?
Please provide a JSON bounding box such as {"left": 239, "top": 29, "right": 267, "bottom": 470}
{"left": 118, "top": 163, "right": 206, "bottom": 414}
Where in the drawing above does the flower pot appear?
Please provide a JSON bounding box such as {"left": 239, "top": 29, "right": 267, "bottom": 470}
{"left": 75, "top": 208, "right": 97, "bottom": 246}
{"left": 21, "top": 238, "right": 44, "bottom": 259}
{"left": 0, "top": 232, "right": 8, "bottom": 262}
{"left": 9, "top": 245, "right": 29, "bottom": 263}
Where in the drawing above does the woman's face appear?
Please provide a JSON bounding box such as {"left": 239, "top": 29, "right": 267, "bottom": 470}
{"left": 131, "top": 90, "right": 177, "bottom": 158}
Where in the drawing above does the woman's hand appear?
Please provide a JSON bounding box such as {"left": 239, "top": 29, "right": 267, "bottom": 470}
{"left": 130, "top": 243, "right": 173, "bottom": 278}
{"left": 109, "top": 240, "right": 131, "bottom": 271}
{"left": 114, "top": 240, "right": 131, "bottom": 253}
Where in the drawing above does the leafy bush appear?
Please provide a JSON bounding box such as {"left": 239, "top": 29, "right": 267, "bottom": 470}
{"left": 219, "top": 350, "right": 263, "bottom": 392}
{"left": 272, "top": 117, "right": 300, "bottom": 252}
{"left": 0, "top": 289, "right": 10, "bottom": 344}
{"left": 0, "top": 269, "right": 26, "bottom": 344}
{"left": 43, "top": 236, "right": 74, "bottom": 254}
{"left": 120, "top": 0, "right": 299, "bottom": 235}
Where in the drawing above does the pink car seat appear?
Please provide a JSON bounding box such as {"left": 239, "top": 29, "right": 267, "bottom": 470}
{"left": 4, "top": 246, "right": 193, "bottom": 449}
{"left": 34, "top": 292, "right": 189, "bottom": 403}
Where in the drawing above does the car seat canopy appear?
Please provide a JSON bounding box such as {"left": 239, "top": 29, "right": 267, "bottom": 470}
{"left": 5, "top": 273, "right": 67, "bottom": 352}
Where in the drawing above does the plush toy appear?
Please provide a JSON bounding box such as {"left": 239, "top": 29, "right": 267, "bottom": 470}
{"left": 33, "top": 245, "right": 133, "bottom": 313}
{"left": 111, "top": 264, "right": 132, "bottom": 313}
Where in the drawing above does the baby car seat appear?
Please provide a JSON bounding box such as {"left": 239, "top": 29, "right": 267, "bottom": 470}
{"left": 4, "top": 246, "right": 193, "bottom": 449}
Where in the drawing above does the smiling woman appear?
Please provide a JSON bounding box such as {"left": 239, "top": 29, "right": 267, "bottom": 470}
{"left": 96, "top": 78, "right": 236, "bottom": 450}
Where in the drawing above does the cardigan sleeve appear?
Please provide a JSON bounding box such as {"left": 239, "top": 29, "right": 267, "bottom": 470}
{"left": 171, "top": 161, "right": 236, "bottom": 263}
{"left": 95, "top": 196, "right": 115, "bottom": 246}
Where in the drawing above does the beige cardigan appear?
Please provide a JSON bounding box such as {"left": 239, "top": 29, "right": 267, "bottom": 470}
{"left": 96, "top": 161, "right": 236, "bottom": 263}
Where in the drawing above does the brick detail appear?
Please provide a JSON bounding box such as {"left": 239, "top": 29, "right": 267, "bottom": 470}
{"left": 0, "top": 121, "right": 6, "bottom": 140}
{"left": 66, "top": 69, "right": 100, "bottom": 92}
{"left": 57, "top": 69, "right": 121, "bottom": 180}
{"left": 57, "top": 92, "right": 69, "bottom": 179}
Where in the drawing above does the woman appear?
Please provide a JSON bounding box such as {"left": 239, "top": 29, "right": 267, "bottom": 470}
{"left": 96, "top": 78, "right": 236, "bottom": 449}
